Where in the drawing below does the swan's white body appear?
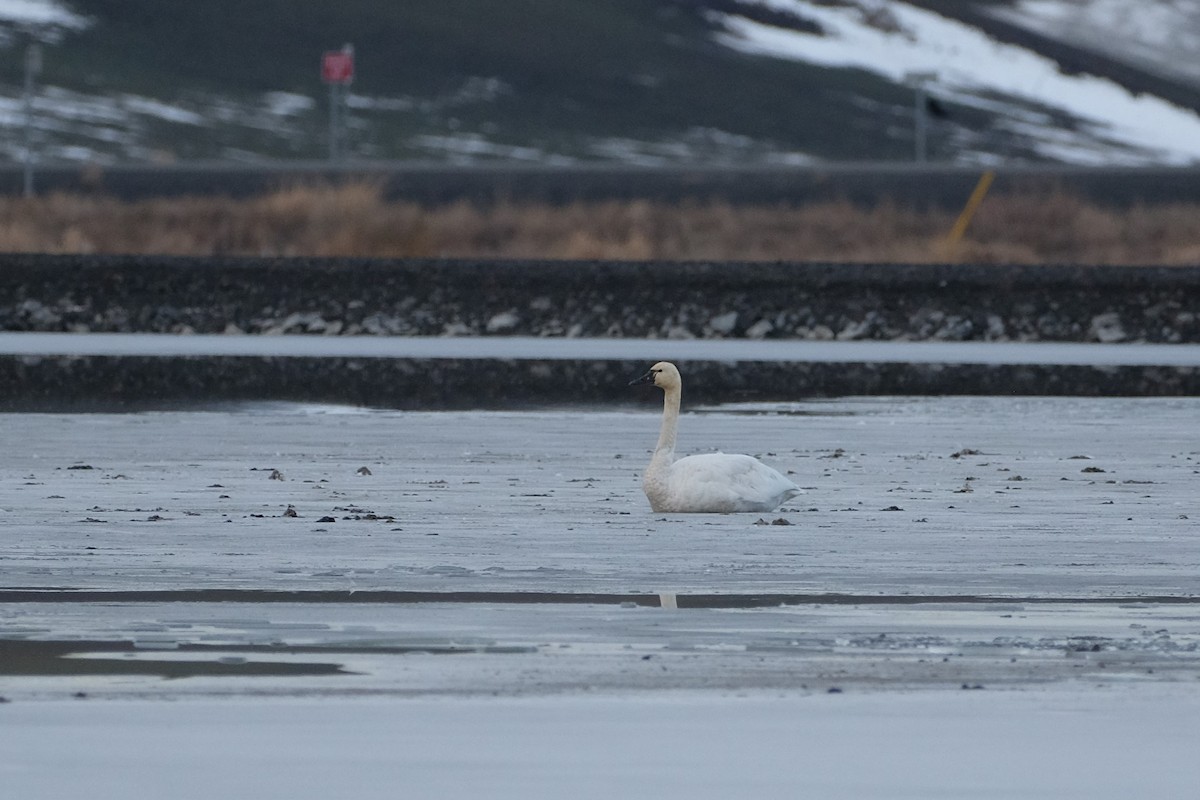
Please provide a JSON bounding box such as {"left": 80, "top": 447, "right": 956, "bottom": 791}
{"left": 632, "top": 362, "right": 801, "bottom": 513}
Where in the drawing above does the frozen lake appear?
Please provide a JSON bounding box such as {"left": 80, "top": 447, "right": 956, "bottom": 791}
{"left": 3, "top": 396, "right": 1198, "bottom": 798}
{"left": 5, "top": 688, "right": 1198, "bottom": 800}
{"left": 3, "top": 396, "right": 1197, "bottom": 598}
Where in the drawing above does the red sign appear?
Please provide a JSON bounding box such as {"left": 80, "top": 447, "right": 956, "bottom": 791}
{"left": 321, "top": 51, "right": 354, "bottom": 84}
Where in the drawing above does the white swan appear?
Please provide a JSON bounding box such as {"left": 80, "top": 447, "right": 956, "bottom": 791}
{"left": 629, "top": 361, "right": 801, "bottom": 513}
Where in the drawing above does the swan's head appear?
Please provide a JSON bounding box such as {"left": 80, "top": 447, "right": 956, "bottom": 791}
{"left": 629, "top": 361, "right": 681, "bottom": 391}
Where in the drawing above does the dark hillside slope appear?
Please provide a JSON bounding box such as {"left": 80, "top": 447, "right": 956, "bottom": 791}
{"left": 3, "top": 1, "right": 1197, "bottom": 164}
{"left": 2, "top": 0, "right": 959, "bottom": 161}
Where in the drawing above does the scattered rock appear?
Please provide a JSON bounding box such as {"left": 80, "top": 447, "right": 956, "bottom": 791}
{"left": 356, "top": 466, "right": 372, "bottom": 476}
{"left": 950, "top": 448, "right": 980, "bottom": 459}
{"left": 485, "top": 310, "right": 520, "bottom": 333}
{"left": 933, "top": 315, "right": 974, "bottom": 340}
{"left": 361, "top": 314, "right": 408, "bottom": 335}
{"left": 16, "top": 299, "right": 63, "bottom": 327}
{"left": 665, "top": 324, "right": 695, "bottom": 340}
{"left": 745, "top": 319, "right": 773, "bottom": 339}
{"left": 263, "top": 311, "right": 328, "bottom": 335}
{"left": 317, "top": 516, "right": 337, "bottom": 523}
{"left": 985, "top": 314, "right": 1007, "bottom": 340}
{"left": 809, "top": 324, "right": 835, "bottom": 340}
{"left": 1081, "top": 466, "right": 1107, "bottom": 473}
{"left": 1090, "top": 311, "right": 1126, "bottom": 343}
{"left": 269, "top": 469, "right": 284, "bottom": 480}
{"left": 837, "top": 318, "right": 871, "bottom": 340}
{"left": 707, "top": 311, "right": 738, "bottom": 335}
{"left": 283, "top": 506, "right": 298, "bottom": 518}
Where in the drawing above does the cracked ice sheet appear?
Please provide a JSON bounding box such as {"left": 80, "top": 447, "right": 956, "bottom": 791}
{"left": 2, "top": 598, "right": 1198, "bottom": 701}
{"left": 1, "top": 396, "right": 1197, "bottom": 597}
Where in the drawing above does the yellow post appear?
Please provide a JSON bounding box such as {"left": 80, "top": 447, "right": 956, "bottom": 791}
{"left": 946, "top": 169, "right": 995, "bottom": 245}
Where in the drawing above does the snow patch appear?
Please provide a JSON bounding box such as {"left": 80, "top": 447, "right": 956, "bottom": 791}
{"left": 263, "top": 92, "right": 316, "bottom": 117}
{"left": 412, "top": 133, "right": 559, "bottom": 163}
{"left": 121, "top": 95, "right": 206, "bottom": 126}
{"left": 0, "top": 0, "right": 89, "bottom": 29}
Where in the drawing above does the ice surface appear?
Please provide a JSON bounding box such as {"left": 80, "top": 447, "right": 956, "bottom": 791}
{"left": 2, "top": 688, "right": 1198, "bottom": 800}
{"left": 1, "top": 397, "right": 1197, "bottom": 690}
{"left": 3, "top": 398, "right": 1198, "bottom": 797}
{"left": 6, "top": 332, "right": 1200, "bottom": 365}
{"left": 3, "top": 397, "right": 1197, "bottom": 597}
{"left": 3, "top": 598, "right": 1197, "bottom": 700}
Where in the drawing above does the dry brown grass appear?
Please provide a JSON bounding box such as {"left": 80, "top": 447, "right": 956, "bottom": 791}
{"left": 2, "top": 182, "right": 1199, "bottom": 264}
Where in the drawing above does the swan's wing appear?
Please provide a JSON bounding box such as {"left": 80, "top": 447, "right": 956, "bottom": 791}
{"left": 668, "top": 453, "right": 799, "bottom": 512}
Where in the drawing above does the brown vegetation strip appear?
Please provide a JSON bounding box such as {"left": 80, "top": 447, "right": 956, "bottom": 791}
{"left": 2, "top": 183, "right": 1199, "bottom": 264}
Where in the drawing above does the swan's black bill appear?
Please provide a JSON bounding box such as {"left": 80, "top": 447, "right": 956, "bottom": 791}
{"left": 629, "top": 369, "right": 657, "bottom": 386}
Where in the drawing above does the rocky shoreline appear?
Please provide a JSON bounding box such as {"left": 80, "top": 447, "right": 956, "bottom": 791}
{"left": 4, "top": 254, "right": 1200, "bottom": 344}
{"left": 3, "top": 254, "right": 1200, "bottom": 406}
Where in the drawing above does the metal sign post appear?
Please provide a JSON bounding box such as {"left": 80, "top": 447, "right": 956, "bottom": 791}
{"left": 905, "top": 71, "right": 937, "bottom": 163}
{"left": 321, "top": 44, "right": 355, "bottom": 161}
{"left": 23, "top": 43, "right": 42, "bottom": 197}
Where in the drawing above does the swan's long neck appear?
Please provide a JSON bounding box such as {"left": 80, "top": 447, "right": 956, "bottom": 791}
{"left": 644, "top": 381, "right": 681, "bottom": 512}
{"left": 655, "top": 385, "right": 681, "bottom": 457}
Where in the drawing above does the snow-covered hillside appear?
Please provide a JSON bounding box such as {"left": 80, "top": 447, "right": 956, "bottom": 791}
{"left": 3, "top": 0, "right": 1200, "bottom": 166}
{"left": 992, "top": 0, "right": 1200, "bottom": 88}
{"left": 714, "top": 0, "right": 1200, "bottom": 165}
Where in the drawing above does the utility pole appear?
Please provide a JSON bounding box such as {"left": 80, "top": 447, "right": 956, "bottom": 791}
{"left": 905, "top": 71, "right": 937, "bottom": 163}
{"left": 23, "top": 42, "right": 42, "bottom": 197}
